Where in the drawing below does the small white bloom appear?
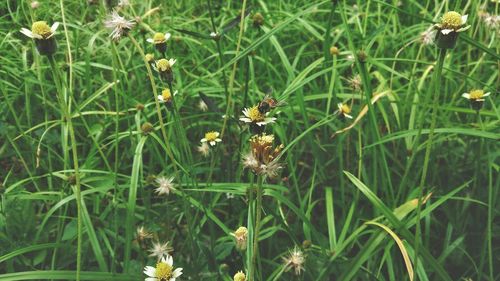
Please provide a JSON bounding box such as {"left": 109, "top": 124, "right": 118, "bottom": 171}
{"left": 104, "top": 11, "right": 135, "bottom": 41}
{"left": 20, "top": 21, "right": 59, "bottom": 39}
{"left": 210, "top": 31, "right": 218, "bottom": 38}
{"left": 154, "top": 176, "right": 175, "bottom": 196}
{"left": 147, "top": 32, "right": 172, "bottom": 44}
{"left": 200, "top": 131, "right": 222, "bottom": 146}
{"left": 240, "top": 106, "right": 276, "bottom": 126}
{"left": 143, "top": 254, "right": 183, "bottom": 281}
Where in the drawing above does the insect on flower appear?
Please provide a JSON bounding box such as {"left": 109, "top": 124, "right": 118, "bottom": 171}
{"left": 257, "top": 94, "right": 286, "bottom": 114}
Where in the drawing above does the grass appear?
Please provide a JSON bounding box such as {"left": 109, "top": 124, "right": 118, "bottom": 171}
{"left": 0, "top": 0, "right": 499, "bottom": 280}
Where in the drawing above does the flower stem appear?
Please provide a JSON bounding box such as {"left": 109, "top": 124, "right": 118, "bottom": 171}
{"left": 47, "top": 55, "right": 82, "bottom": 281}
{"left": 251, "top": 175, "right": 264, "bottom": 281}
{"left": 413, "top": 47, "right": 447, "bottom": 280}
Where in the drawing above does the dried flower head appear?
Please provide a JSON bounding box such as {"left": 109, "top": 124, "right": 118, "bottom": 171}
{"left": 148, "top": 241, "right": 173, "bottom": 260}
{"left": 200, "top": 131, "right": 222, "bottom": 146}
{"left": 253, "top": 12, "right": 264, "bottom": 27}
{"left": 420, "top": 26, "right": 435, "bottom": 45}
{"left": 283, "top": 247, "right": 305, "bottom": 276}
{"left": 197, "top": 142, "right": 210, "bottom": 157}
{"left": 329, "top": 46, "right": 340, "bottom": 56}
{"left": 348, "top": 74, "right": 362, "bottom": 92}
{"left": 233, "top": 271, "right": 246, "bottom": 281}
{"left": 144, "top": 254, "right": 183, "bottom": 281}
{"left": 141, "top": 122, "right": 154, "bottom": 134}
{"left": 154, "top": 176, "right": 175, "bottom": 196}
{"left": 104, "top": 11, "right": 135, "bottom": 41}
{"left": 243, "top": 134, "right": 284, "bottom": 178}
{"left": 136, "top": 226, "right": 153, "bottom": 242}
{"left": 231, "top": 226, "right": 248, "bottom": 251}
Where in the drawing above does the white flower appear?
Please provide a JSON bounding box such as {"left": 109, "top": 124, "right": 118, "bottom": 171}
{"left": 157, "top": 89, "right": 178, "bottom": 103}
{"left": 240, "top": 106, "right": 276, "bottom": 126}
{"left": 143, "top": 254, "right": 182, "bottom": 281}
{"left": 148, "top": 241, "right": 173, "bottom": 260}
{"left": 210, "top": 31, "right": 219, "bottom": 38}
{"left": 337, "top": 103, "right": 353, "bottom": 119}
{"left": 197, "top": 142, "right": 210, "bottom": 157}
{"left": 104, "top": 11, "right": 135, "bottom": 41}
{"left": 154, "top": 176, "right": 175, "bottom": 196}
{"left": 462, "top": 89, "right": 491, "bottom": 101}
{"left": 20, "top": 21, "right": 59, "bottom": 39}
{"left": 437, "top": 12, "right": 470, "bottom": 35}
{"left": 147, "top": 32, "right": 172, "bottom": 44}
{"left": 200, "top": 131, "right": 222, "bottom": 146}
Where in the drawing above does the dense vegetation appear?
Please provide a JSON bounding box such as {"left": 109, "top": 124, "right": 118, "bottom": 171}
{"left": 0, "top": 0, "right": 498, "bottom": 280}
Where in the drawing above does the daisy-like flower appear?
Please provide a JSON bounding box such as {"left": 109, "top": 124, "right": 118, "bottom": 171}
{"left": 148, "top": 241, "right": 173, "bottom": 260}
{"left": 337, "top": 103, "right": 353, "bottom": 119}
{"left": 20, "top": 21, "right": 59, "bottom": 55}
{"left": 147, "top": 32, "right": 171, "bottom": 53}
{"left": 200, "top": 131, "right": 222, "bottom": 146}
{"left": 462, "top": 89, "right": 491, "bottom": 111}
{"left": 240, "top": 105, "right": 276, "bottom": 129}
{"left": 143, "top": 254, "right": 182, "bottom": 281}
{"left": 230, "top": 226, "right": 248, "bottom": 251}
{"left": 154, "top": 176, "right": 175, "bottom": 196}
{"left": 104, "top": 11, "right": 135, "bottom": 41}
{"left": 282, "top": 247, "right": 305, "bottom": 276}
{"left": 197, "top": 142, "right": 210, "bottom": 157}
{"left": 233, "top": 271, "right": 246, "bottom": 281}
{"left": 243, "top": 134, "right": 284, "bottom": 178}
{"left": 157, "top": 88, "right": 178, "bottom": 104}
{"left": 434, "top": 11, "right": 470, "bottom": 49}
{"left": 155, "top": 58, "right": 176, "bottom": 82}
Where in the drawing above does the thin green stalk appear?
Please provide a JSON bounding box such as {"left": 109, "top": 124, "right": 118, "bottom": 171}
{"left": 251, "top": 175, "right": 264, "bottom": 281}
{"left": 413, "top": 47, "right": 447, "bottom": 281}
{"left": 47, "top": 55, "right": 82, "bottom": 281}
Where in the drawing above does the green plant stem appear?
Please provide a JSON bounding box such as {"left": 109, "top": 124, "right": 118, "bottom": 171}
{"left": 127, "top": 34, "right": 179, "bottom": 175}
{"left": 251, "top": 175, "right": 264, "bottom": 281}
{"left": 47, "top": 55, "right": 82, "bottom": 281}
{"left": 413, "top": 47, "right": 447, "bottom": 280}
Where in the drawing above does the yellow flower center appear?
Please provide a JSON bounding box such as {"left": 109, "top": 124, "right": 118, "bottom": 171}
{"left": 155, "top": 262, "right": 173, "bottom": 280}
{"left": 247, "top": 106, "right": 265, "bottom": 122}
{"left": 156, "top": 59, "right": 171, "bottom": 72}
{"left": 32, "top": 21, "right": 52, "bottom": 38}
{"left": 251, "top": 133, "right": 274, "bottom": 146}
{"left": 234, "top": 271, "right": 246, "bottom": 281}
{"left": 204, "top": 131, "right": 219, "bottom": 142}
{"left": 153, "top": 32, "right": 166, "bottom": 43}
{"left": 145, "top": 53, "right": 154, "bottom": 62}
{"left": 161, "top": 89, "right": 172, "bottom": 101}
{"left": 441, "top": 11, "right": 463, "bottom": 29}
{"left": 469, "top": 89, "right": 484, "bottom": 100}
{"left": 341, "top": 104, "right": 351, "bottom": 114}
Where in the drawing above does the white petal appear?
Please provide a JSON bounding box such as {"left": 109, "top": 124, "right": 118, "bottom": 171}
{"left": 147, "top": 38, "right": 154, "bottom": 43}
{"left": 20, "top": 28, "right": 35, "bottom": 38}
{"left": 483, "top": 92, "right": 491, "bottom": 97}
{"left": 345, "top": 114, "right": 353, "bottom": 119}
{"left": 441, "top": 29, "right": 453, "bottom": 35}
{"left": 143, "top": 266, "right": 156, "bottom": 277}
{"left": 158, "top": 95, "right": 164, "bottom": 102}
{"left": 215, "top": 138, "right": 222, "bottom": 142}
{"left": 201, "top": 138, "right": 207, "bottom": 142}
{"left": 145, "top": 278, "right": 157, "bottom": 281}
{"left": 337, "top": 103, "right": 343, "bottom": 110}
{"left": 457, "top": 25, "right": 471, "bottom": 32}
{"left": 51, "top": 22, "right": 60, "bottom": 32}
{"left": 169, "top": 59, "right": 176, "bottom": 66}
{"left": 239, "top": 117, "right": 252, "bottom": 123}
{"left": 214, "top": 132, "right": 220, "bottom": 137}
{"left": 461, "top": 93, "right": 470, "bottom": 99}
{"left": 166, "top": 255, "right": 173, "bottom": 266}
{"left": 210, "top": 141, "right": 216, "bottom": 146}
{"left": 173, "top": 90, "right": 178, "bottom": 96}
{"left": 461, "top": 14, "right": 468, "bottom": 24}
{"left": 165, "top": 33, "right": 171, "bottom": 40}
{"left": 172, "top": 268, "right": 183, "bottom": 278}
